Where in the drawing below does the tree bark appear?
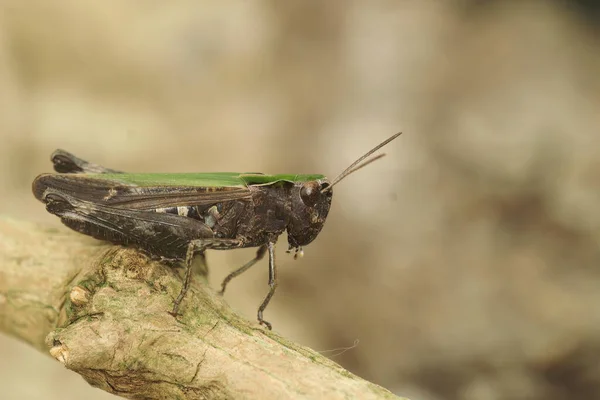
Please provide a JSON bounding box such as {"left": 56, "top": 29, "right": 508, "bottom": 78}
{"left": 0, "top": 216, "right": 406, "bottom": 400}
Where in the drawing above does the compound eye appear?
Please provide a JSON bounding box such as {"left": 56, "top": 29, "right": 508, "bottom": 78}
{"left": 300, "top": 181, "right": 320, "bottom": 206}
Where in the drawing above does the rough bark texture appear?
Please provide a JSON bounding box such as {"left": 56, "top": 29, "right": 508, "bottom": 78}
{"left": 0, "top": 216, "right": 406, "bottom": 400}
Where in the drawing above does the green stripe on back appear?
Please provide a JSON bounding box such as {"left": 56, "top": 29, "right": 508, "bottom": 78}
{"left": 240, "top": 174, "right": 326, "bottom": 185}
{"left": 88, "top": 173, "right": 326, "bottom": 187}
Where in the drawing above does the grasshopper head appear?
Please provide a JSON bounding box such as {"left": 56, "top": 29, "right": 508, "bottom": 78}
{"left": 286, "top": 179, "right": 333, "bottom": 248}
{"left": 285, "top": 132, "right": 402, "bottom": 250}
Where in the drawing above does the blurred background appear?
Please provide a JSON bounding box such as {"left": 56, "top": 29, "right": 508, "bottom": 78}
{"left": 1, "top": 1, "right": 599, "bottom": 399}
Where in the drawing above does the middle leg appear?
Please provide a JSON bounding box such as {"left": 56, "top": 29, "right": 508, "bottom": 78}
{"left": 219, "top": 244, "right": 268, "bottom": 295}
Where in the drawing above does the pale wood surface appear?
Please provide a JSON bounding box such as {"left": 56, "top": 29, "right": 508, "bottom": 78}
{"left": 0, "top": 217, "right": 406, "bottom": 400}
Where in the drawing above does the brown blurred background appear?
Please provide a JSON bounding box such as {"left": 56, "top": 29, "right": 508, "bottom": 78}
{"left": 1, "top": 1, "right": 599, "bottom": 399}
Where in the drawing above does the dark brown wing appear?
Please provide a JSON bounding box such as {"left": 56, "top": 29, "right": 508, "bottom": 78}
{"left": 44, "top": 191, "right": 218, "bottom": 259}
{"left": 33, "top": 174, "right": 253, "bottom": 210}
{"left": 34, "top": 151, "right": 251, "bottom": 258}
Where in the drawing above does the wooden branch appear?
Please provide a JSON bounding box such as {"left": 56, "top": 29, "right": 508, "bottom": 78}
{"left": 0, "top": 216, "right": 406, "bottom": 400}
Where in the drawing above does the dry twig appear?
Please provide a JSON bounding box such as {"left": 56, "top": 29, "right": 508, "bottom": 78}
{"left": 0, "top": 216, "right": 406, "bottom": 400}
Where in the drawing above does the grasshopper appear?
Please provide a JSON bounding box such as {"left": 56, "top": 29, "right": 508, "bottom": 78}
{"left": 33, "top": 133, "right": 401, "bottom": 329}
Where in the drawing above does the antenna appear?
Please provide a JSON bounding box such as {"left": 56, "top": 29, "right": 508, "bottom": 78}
{"left": 322, "top": 132, "right": 402, "bottom": 193}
